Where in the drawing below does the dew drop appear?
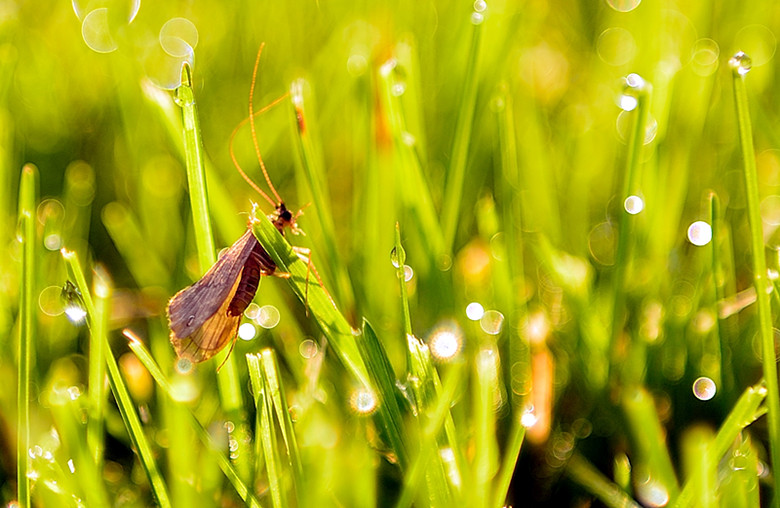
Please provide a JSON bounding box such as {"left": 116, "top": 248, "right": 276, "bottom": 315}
{"left": 81, "top": 8, "right": 118, "bottom": 54}
{"left": 521, "top": 406, "right": 538, "bottom": 428}
{"left": 618, "top": 94, "right": 638, "bottom": 111}
{"left": 687, "top": 221, "right": 712, "bottom": 246}
{"left": 729, "top": 51, "right": 752, "bottom": 75}
{"left": 473, "top": 0, "right": 487, "bottom": 13}
{"left": 64, "top": 304, "right": 87, "bottom": 325}
{"left": 390, "top": 245, "right": 406, "bottom": 268}
{"left": 623, "top": 195, "right": 644, "bottom": 215}
{"left": 403, "top": 265, "right": 414, "bottom": 282}
{"left": 238, "top": 322, "right": 256, "bottom": 341}
{"left": 692, "top": 376, "right": 717, "bottom": 400}
{"left": 470, "top": 12, "right": 484, "bottom": 25}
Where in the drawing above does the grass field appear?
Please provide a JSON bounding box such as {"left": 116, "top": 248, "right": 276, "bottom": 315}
{"left": 2, "top": 1, "right": 780, "bottom": 506}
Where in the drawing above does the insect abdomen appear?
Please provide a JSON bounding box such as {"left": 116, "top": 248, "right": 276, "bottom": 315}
{"left": 227, "top": 241, "right": 275, "bottom": 317}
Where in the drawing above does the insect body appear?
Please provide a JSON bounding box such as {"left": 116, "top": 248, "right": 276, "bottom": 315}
{"left": 168, "top": 204, "right": 296, "bottom": 362}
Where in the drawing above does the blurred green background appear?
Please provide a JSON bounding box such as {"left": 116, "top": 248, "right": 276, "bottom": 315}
{"left": 4, "top": 0, "right": 780, "bottom": 506}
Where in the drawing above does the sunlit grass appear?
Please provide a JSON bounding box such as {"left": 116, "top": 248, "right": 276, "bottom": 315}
{"left": 4, "top": 1, "right": 780, "bottom": 507}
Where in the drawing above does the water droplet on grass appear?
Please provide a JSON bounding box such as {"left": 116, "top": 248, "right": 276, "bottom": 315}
{"left": 729, "top": 51, "right": 752, "bottom": 75}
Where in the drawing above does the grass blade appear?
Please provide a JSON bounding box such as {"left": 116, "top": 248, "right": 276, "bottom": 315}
{"left": 729, "top": 50, "right": 780, "bottom": 506}
{"left": 125, "top": 331, "right": 262, "bottom": 508}
{"left": 251, "top": 213, "right": 370, "bottom": 387}
{"left": 440, "top": 5, "right": 485, "bottom": 251}
{"left": 565, "top": 453, "right": 641, "bottom": 508}
{"left": 16, "top": 163, "right": 37, "bottom": 508}
{"left": 62, "top": 250, "right": 172, "bottom": 508}
{"left": 247, "top": 353, "right": 286, "bottom": 508}
{"left": 175, "top": 61, "right": 252, "bottom": 481}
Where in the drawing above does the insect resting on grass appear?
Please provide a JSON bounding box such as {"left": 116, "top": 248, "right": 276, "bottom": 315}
{"left": 167, "top": 44, "right": 309, "bottom": 364}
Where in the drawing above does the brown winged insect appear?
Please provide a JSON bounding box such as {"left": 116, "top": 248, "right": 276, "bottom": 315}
{"left": 167, "top": 44, "right": 307, "bottom": 363}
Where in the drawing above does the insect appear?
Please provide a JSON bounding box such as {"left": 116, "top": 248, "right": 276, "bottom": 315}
{"left": 167, "top": 44, "right": 305, "bottom": 363}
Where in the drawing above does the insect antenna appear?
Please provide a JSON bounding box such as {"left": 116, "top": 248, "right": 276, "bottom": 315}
{"left": 248, "top": 43, "right": 284, "bottom": 205}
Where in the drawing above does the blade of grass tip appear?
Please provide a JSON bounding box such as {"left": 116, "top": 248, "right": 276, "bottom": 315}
{"left": 395, "top": 361, "right": 466, "bottom": 508}
{"left": 358, "top": 319, "right": 409, "bottom": 470}
{"left": 250, "top": 213, "right": 371, "bottom": 387}
{"left": 125, "top": 333, "right": 262, "bottom": 508}
{"left": 259, "top": 348, "right": 304, "bottom": 498}
{"left": 289, "top": 79, "right": 356, "bottom": 315}
{"left": 17, "top": 163, "right": 37, "bottom": 508}
{"left": 86, "top": 267, "right": 110, "bottom": 485}
{"left": 610, "top": 74, "right": 652, "bottom": 370}
{"left": 175, "top": 62, "right": 252, "bottom": 481}
{"left": 621, "top": 386, "right": 679, "bottom": 504}
{"left": 378, "top": 57, "right": 446, "bottom": 267}
{"left": 730, "top": 50, "right": 780, "bottom": 506}
{"left": 440, "top": 3, "right": 485, "bottom": 252}
{"left": 672, "top": 380, "right": 767, "bottom": 508}
{"left": 62, "top": 250, "right": 172, "bottom": 508}
{"left": 565, "top": 453, "right": 642, "bottom": 508}
{"left": 247, "top": 353, "right": 287, "bottom": 508}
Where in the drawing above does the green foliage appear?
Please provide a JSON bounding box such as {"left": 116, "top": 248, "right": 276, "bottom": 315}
{"left": 3, "top": 1, "right": 780, "bottom": 506}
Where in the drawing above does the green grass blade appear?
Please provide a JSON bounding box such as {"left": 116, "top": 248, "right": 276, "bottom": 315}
{"left": 126, "top": 333, "right": 263, "bottom": 508}
{"left": 440, "top": 5, "right": 484, "bottom": 251}
{"left": 62, "top": 250, "right": 172, "bottom": 508}
{"left": 378, "top": 55, "right": 446, "bottom": 266}
{"left": 729, "top": 51, "right": 780, "bottom": 507}
{"left": 621, "top": 386, "right": 679, "bottom": 504}
{"left": 719, "top": 433, "right": 760, "bottom": 508}
{"left": 395, "top": 361, "right": 465, "bottom": 508}
{"left": 565, "top": 453, "right": 641, "bottom": 508}
{"left": 175, "top": 62, "right": 252, "bottom": 482}
{"left": 16, "top": 163, "right": 37, "bottom": 508}
{"left": 289, "top": 79, "right": 356, "bottom": 314}
{"left": 259, "top": 348, "right": 304, "bottom": 499}
{"left": 247, "top": 353, "right": 286, "bottom": 508}
{"left": 358, "top": 319, "right": 409, "bottom": 469}
{"left": 611, "top": 76, "right": 652, "bottom": 361}
{"left": 251, "top": 213, "right": 370, "bottom": 387}
{"left": 86, "top": 267, "right": 109, "bottom": 485}
{"left": 671, "top": 380, "right": 767, "bottom": 508}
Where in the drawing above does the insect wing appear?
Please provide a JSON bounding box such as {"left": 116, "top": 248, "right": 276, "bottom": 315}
{"left": 167, "top": 229, "right": 259, "bottom": 361}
